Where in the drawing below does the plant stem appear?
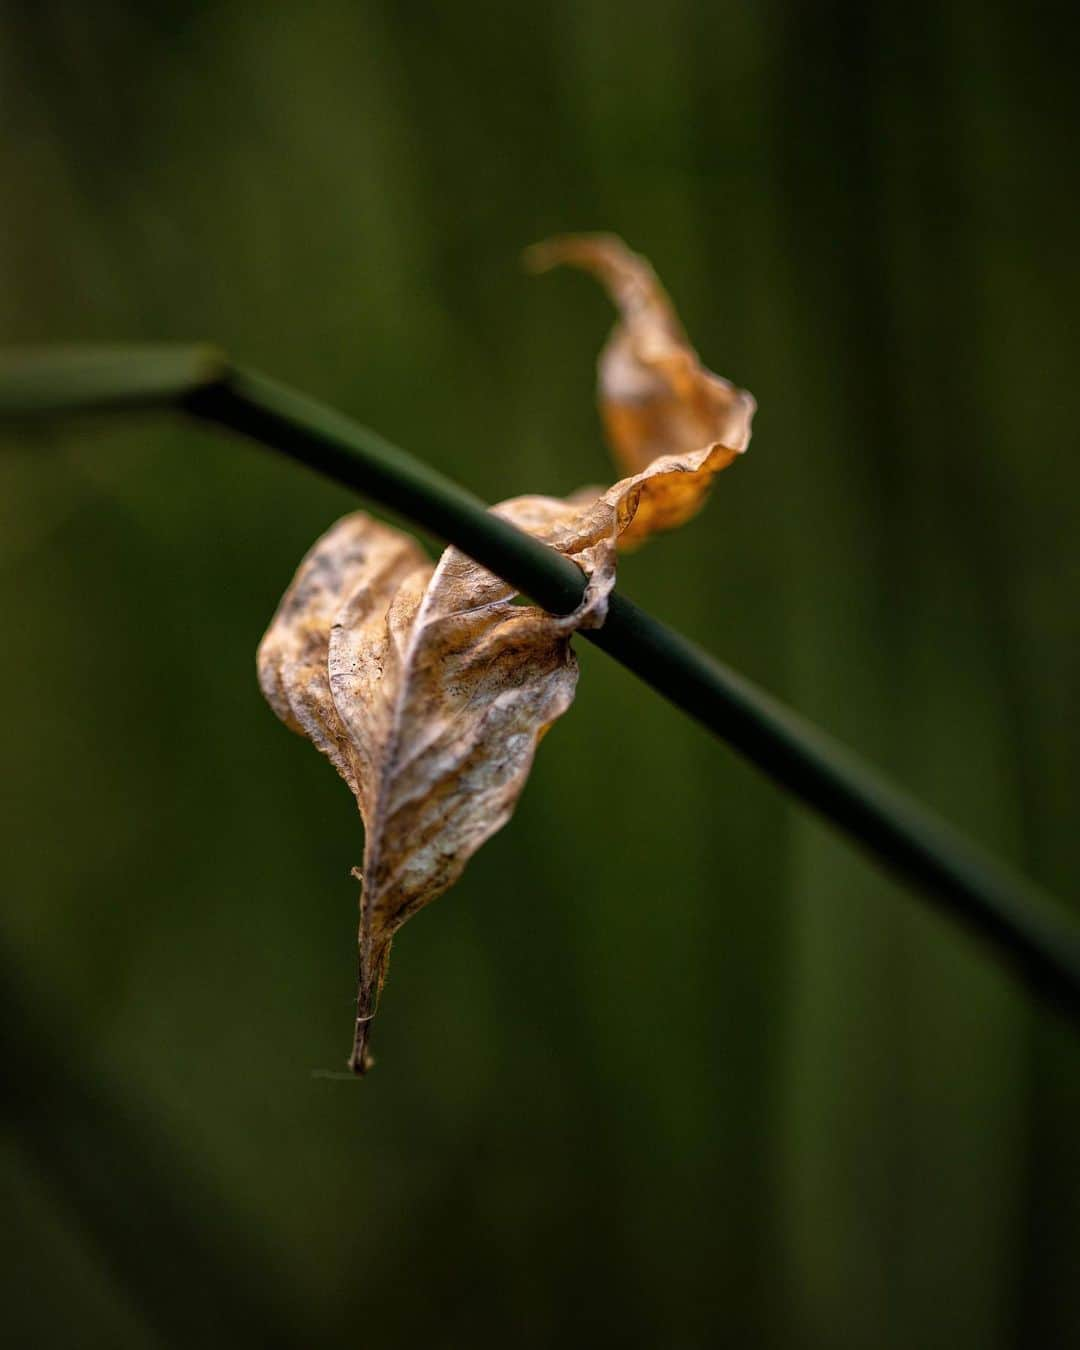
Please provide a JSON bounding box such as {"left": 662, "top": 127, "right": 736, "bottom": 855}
{"left": 3, "top": 346, "right": 1079, "bottom": 1025}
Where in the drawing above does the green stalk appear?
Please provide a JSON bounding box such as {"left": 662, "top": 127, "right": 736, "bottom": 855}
{"left": 3, "top": 346, "right": 1079, "bottom": 1024}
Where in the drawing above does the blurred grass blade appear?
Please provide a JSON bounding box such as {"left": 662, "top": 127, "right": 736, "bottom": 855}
{"left": 2, "top": 344, "right": 1078, "bottom": 1030}
{"left": 1, "top": 951, "right": 300, "bottom": 1347}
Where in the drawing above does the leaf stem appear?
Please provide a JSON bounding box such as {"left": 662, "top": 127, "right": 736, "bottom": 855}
{"left": 3, "top": 346, "right": 1079, "bottom": 1025}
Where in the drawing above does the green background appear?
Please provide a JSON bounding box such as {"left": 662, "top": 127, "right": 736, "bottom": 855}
{"left": 2, "top": 2, "right": 1078, "bottom": 1346}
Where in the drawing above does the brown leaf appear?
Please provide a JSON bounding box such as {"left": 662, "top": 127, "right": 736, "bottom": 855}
{"left": 525, "top": 232, "right": 755, "bottom": 546}
{"left": 257, "top": 514, "right": 430, "bottom": 798}
{"left": 259, "top": 236, "right": 755, "bottom": 1073}
{"left": 259, "top": 503, "right": 606, "bottom": 1072}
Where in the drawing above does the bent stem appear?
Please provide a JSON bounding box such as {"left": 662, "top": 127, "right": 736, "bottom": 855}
{"left": 2, "top": 345, "right": 1079, "bottom": 1031}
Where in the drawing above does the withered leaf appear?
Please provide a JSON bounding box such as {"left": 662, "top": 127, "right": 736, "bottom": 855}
{"left": 259, "top": 235, "right": 754, "bottom": 1073}
{"left": 259, "top": 502, "right": 601, "bottom": 1072}
{"left": 526, "top": 232, "right": 755, "bottom": 546}
{"left": 257, "top": 513, "right": 429, "bottom": 798}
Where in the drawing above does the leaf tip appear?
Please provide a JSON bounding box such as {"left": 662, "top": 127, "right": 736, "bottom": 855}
{"left": 347, "top": 1036, "right": 375, "bottom": 1077}
{"left": 522, "top": 232, "right": 633, "bottom": 278}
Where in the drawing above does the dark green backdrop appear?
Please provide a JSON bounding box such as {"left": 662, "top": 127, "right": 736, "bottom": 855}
{"left": 2, "top": 3, "right": 1078, "bottom": 1346}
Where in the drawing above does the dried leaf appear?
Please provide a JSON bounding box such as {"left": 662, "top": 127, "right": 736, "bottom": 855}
{"left": 259, "top": 235, "right": 755, "bottom": 1072}
{"left": 526, "top": 232, "right": 755, "bottom": 546}
{"left": 259, "top": 502, "right": 606, "bottom": 1072}
{"left": 257, "top": 514, "right": 429, "bottom": 798}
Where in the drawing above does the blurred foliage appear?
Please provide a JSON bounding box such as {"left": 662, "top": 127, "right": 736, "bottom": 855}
{"left": 1, "top": 2, "right": 1078, "bottom": 1347}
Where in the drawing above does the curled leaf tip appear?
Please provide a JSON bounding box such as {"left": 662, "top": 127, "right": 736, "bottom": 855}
{"left": 528, "top": 231, "right": 755, "bottom": 544}
{"left": 522, "top": 231, "right": 628, "bottom": 276}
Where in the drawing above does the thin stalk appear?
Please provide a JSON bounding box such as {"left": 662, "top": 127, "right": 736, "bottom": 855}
{"left": 2, "top": 346, "right": 1079, "bottom": 1025}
